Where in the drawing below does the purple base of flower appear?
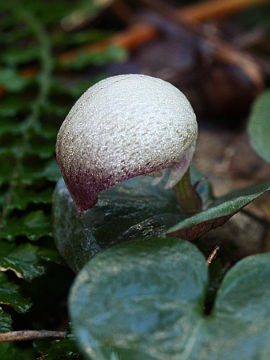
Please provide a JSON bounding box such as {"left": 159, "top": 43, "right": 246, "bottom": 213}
{"left": 58, "top": 158, "right": 188, "bottom": 215}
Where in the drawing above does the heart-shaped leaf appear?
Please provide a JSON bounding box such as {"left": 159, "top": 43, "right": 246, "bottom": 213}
{"left": 69, "top": 237, "right": 270, "bottom": 359}
{"left": 53, "top": 174, "right": 270, "bottom": 271}
{"left": 248, "top": 90, "right": 270, "bottom": 163}
{"left": 167, "top": 182, "right": 270, "bottom": 240}
{"left": 53, "top": 169, "right": 213, "bottom": 272}
{"left": 53, "top": 176, "right": 182, "bottom": 272}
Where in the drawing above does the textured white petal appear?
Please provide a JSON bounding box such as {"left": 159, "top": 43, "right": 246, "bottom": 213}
{"left": 56, "top": 74, "right": 197, "bottom": 213}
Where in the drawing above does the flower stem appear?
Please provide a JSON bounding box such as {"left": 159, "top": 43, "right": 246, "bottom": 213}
{"left": 174, "top": 167, "right": 201, "bottom": 215}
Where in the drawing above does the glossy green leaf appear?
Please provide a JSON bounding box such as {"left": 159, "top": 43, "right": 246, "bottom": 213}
{"left": 53, "top": 168, "right": 212, "bottom": 273}
{"left": 0, "top": 210, "right": 51, "bottom": 241}
{"left": 0, "top": 307, "right": 12, "bottom": 332}
{"left": 69, "top": 238, "right": 270, "bottom": 360}
{"left": 34, "top": 334, "right": 82, "bottom": 360}
{"left": 0, "top": 273, "right": 31, "bottom": 313}
{"left": 53, "top": 174, "right": 268, "bottom": 271}
{"left": 167, "top": 182, "right": 270, "bottom": 240}
{"left": 53, "top": 176, "right": 182, "bottom": 272}
{"left": 0, "top": 242, "right": 45, "bottom": 280}
{"left": 248, "top": 90, "right": 270, "bottom": 163}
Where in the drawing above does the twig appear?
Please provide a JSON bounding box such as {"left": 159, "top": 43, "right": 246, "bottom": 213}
{"left": 0, "top": 330, "right": 67, "bottom": 343}
{"left": 0, "top": 0, "right": 268, "bottom": 92}
{"left": 139, "top": 0, "right": 269, "bottom": 23}
{"left": 140, "top": 0, "right": 264, "bottom": 92}
{"left": 233, "top": 28, "right": 267, "bottom": 49}
{"left": 59, "top": 23, "right": 158, "bottom": 64}
{"left": 207, "top": 246, "right": 220, "bottom": 266}
{"left": 179, "top": 0, "right": 269, "bottom": 22}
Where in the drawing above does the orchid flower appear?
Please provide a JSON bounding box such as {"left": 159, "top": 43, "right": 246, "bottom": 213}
{"left": 56, "top": 74, "right": 198, "bottom": 214}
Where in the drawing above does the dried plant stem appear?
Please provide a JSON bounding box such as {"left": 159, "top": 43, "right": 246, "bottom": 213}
{"left": 59, "top": 23, "right": 158, "bottom": 63}
{"left": 180, "top": 0, "right": 268, "bottom": 22}
{"left": 1, "top": 0, "right": 267, "bottom": 94}
{"left": 207, "top": 246, "right": 220, "bottom": 266}
{"left": 141, "top": 0, "right": 263, "bottom": 87}
{"left": 0, "top": 330, "right": 67, "bottom": 343}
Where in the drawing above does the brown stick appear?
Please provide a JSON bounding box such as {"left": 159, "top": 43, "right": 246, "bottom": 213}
{"left": 207, "top": 246, "right": 220, "bottom": 266}
{"left": 59, "top": 23, "right": 158, "bottom": 64}
{"left": 140, "top": 0, "right": 264, "bottom": 90}
{"left": 180, "top": 0, "right": 269, "bottom": 22}
{"left": 233, "top": 28, "right": 266, "bottom": 49}
{"left": 1, "top": 0, "right": 268, "bottom": 93}
{"left": 59, "top": 0, "right": 270, "bottom": 58}
{"left": 0, "top": 330, "right": 67, "bottom": 342}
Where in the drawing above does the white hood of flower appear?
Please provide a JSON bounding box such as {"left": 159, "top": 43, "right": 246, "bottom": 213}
{"left": 56, "top": 74, "right": 197, "bottom": 213}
